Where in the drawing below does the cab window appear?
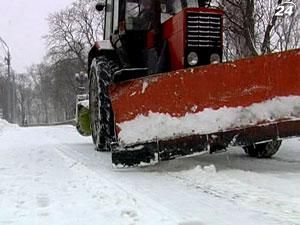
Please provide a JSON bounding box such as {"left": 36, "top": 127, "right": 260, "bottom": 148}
{"left": 163, "top": 0, "right": 182, "bottom": 14}
{"left": 104, "top": 0, "right": 113, "bottom": 39}
{"left": 187, "top": 0, "right": 199, "bottom": 8}
{"left": 126, "top": 0, "right": 140, "bottom": 19}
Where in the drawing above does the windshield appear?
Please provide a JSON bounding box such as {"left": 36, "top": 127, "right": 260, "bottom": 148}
{"left": 187, "top": 0, "right": 200, "bottom": 8}
{"left": 126, "top": 0, "right": 140, "bottom": 18}
{"left": 165, "top": 0, "right": 182, "bottom": 14}
{"left": 183, "top": 0, "right": 211, "bottom": 8}
{"left": 163, "top": 0, "right": 210, "bottom": 15}
{"left": 125, "top": 0, "right": 157, "bottom": 19}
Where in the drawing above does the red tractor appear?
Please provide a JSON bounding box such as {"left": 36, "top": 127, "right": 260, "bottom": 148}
{"left": 78, "top": 0, "right": 300, "bottom": 167}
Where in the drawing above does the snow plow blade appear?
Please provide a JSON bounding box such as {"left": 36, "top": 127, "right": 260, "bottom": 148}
{"left": 112, "top": 120, "right": 300, "bottom": 167}
{"left": 109, "top": 49, "right": 300, "bottom": 167}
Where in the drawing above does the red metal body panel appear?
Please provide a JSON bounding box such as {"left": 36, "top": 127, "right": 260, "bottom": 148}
{"left": 109, "top": 49, "right": 300, "bottom": 137}
{"left": 161, "top": 8, "right": 224, "bottom": 70}
{"left": 185, "top": 7, "right": 224, "bottom": 14}
{"left": 162, "top": 10, "right": 185, "bottom": 70}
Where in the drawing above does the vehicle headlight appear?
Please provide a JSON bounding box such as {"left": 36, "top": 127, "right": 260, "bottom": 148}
{"left": 187, "top": 52, "right": 199, "bottom": 66}
{"left": 210, "top": 53, "right": 221, "bottom": 64}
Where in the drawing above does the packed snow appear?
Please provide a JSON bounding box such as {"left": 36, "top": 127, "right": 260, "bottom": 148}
{"left": 118, "top": 96, "right": 300, "bottom": 145}
{"left": 1, "top": 123, "right": 300, "bottom": 225}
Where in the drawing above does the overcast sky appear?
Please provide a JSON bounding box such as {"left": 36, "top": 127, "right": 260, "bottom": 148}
{"left": 0, "top": 0, "right": 75, "bottom": 73}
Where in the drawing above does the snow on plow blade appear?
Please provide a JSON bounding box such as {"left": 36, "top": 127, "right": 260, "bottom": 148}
{"left": 109, "top": 49, "right": 300, "bottom": 167}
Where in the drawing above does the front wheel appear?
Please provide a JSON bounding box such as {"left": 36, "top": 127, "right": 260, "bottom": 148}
{"left": 89, "top": 56, "right": 119, "bottom": 151}
{"left": 243, "top": 140, "right": 282, "bottom": 158}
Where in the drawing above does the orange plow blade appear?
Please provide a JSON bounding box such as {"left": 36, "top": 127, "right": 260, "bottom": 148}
{"left": 109, "top": 49, "right": 300, "bottom": 167}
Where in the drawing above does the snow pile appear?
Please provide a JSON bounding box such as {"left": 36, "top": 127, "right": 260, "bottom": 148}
{"left": 169, "top": 164, "right": 219, "bottom": 190}
{"left": 0, "top": 119, "right": 17, "bottom": 134}
{"left": 181, "top": 165, "right": 217, "bottom": 175}
{"left": 118, "top": 96, "right": 300, "bottom": 145}
{"left": 79, "top": 100, "right": 89, "bottom": 108}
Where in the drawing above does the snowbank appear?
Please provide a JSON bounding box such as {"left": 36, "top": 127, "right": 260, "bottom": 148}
{"left": 0, "top": 119, "right": 18, "bottom": 134}
{"left": 118, "top": 96, "right": 300, "bottom": 145}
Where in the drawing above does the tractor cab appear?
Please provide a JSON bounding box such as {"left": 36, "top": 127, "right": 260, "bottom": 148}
{"left": 99, "top": 0, "right": 212, "bottom": 35}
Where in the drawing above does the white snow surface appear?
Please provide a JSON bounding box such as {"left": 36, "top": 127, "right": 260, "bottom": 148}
{"left": 79, "top": 100, "right": 89, "bottom": 108}
{"left": 1, "top": 125, "right": 300, "bottom": 225}
{"left": 0, "top": 119, "right": 18, "bottom": 134}
{"left": 118, "top": 96, "right": 300, "bottom": 145}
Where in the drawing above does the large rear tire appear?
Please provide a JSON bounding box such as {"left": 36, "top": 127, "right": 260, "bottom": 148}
{"left": 243, "top": 140, "right": 282, "bottom": 158}
{"left": 89, "top": 56, "right": 119, "bottom": 151}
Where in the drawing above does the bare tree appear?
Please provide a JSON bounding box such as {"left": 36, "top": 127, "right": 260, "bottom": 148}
{"left": 219, "top": 0, "right": 258, "bottom": 59}
{"left": 218, "top": 0, "right": 300, "bottom": 60}
{"left": 28, "top": 64, "right": 54, "bottom": 123}
{"left": 45, "top": 0, "right": 103, "bottom": 69}
{"left": 27, "top": 59, "right": 82, "bottom": 123}
{"left": 273, "top": 1, "right": 300, "bottom": 51}
{"left": 0, "top": 63, "right": 9, "bottom": 120}
{"left": 15, "top": 73, "right": 33, "bottom": 125}
{"left": 50, "top": 59, "right": 82, "bottom": 120}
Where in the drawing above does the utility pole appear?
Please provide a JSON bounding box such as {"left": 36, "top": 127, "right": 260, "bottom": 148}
{"left": 0, "top": 36, "right": 15, "bottom": 123}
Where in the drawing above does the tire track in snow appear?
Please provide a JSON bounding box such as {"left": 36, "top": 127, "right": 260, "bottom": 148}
{"left": 55, "top": 143, "right": 284, "bottom": 225}
{"left": 53, "top": 145, "right": 181, "bottom": 225}
{"left": 43, "top": 125, "right": 300, "bottom": 225}
{"left": 167, "top": 165, "right": 300, "bottom": 225}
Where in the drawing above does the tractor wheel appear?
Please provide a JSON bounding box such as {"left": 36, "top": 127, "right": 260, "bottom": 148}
{"left": 89, "top": 56, "right": 119, "bottom": 151}
{"left": 243, "top": 140, "right": 282, "bottom": 158}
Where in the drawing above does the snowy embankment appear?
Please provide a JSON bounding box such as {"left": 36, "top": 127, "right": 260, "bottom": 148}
{"left": 0, "top": 119, "right": 18, "bottom": 134}
{"left": 1, "top": 125, "right": 300, "bottom": 225}
{"left": 118, "top": 96, "right": 300, "bottom": 145}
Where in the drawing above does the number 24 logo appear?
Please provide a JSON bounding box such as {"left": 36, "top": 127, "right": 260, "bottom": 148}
{"left": 275, "top": 2, "right": 297, "bottom": 17}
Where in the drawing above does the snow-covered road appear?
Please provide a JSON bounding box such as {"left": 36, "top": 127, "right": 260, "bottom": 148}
{"left": 1, "top": 122, "right": 300, "bottom": 225}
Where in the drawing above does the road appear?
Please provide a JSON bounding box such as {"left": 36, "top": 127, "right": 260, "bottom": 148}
{"left": 0, "top": 123, "right": 300, "bottom": 225}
